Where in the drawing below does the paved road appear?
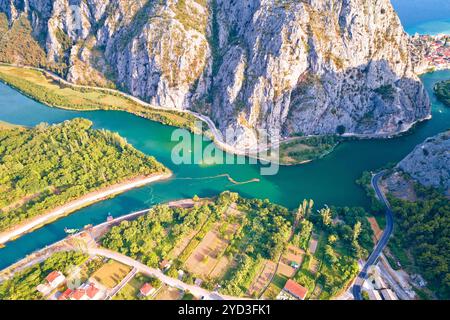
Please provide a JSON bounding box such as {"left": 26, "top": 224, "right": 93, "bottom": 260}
{"left": 352, "top": 171, "right": 394, "bottom": 300}
{"left": 87, "top": 247, "right": 239, "bottom": 300}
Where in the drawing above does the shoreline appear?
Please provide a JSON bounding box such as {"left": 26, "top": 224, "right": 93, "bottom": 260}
{"left": 0, "top": 172, "right": 172, "bottom": 246}
{"left": 0, "top": 63, "right": 436, "bottom": 166}
{"left": 0, "top": 198, "right": 193, "bottom": 278}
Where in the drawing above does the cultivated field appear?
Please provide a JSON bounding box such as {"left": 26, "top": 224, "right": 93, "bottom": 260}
{"left": 278, "top": 246, "right": 305, "bottom": 278}
{"left": 154, "top": 284, "right": 183, "bottom": 300}
{"left": 91, "top": 260, "right": 132, "bottom": 289}
{"left": 247, "top": 260, "right": 277, "bottom": 297}
{"left": 183, "top": 204, "right": 242, "bottom": 279}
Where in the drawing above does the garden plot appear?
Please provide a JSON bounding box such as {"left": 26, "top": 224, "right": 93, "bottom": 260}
{"left": 247, "top": 260, "right": 277, "bottom": 297}
{"left": 278, "top": 245, "right": 305, "bottom": 278}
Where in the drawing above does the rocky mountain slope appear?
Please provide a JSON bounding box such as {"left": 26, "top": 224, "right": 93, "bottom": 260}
{"left": 0, "top": 0, "right": 431, "bottom": 149}
{"left": 384, "top": 131, "right": 450, "bottom": 198}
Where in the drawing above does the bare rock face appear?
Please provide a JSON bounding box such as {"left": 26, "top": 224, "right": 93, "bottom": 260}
{"left": 0, "top": 0, "right": 431, "bottom": 149}
{"left": 396, "top": 131, "right": 450, "bottom": 196}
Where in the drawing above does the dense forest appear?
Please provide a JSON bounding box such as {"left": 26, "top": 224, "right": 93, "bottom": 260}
{"left": 102, "top": 200, "right": 219, "bottom": 267}
{"left": 0, "top": 118, "right": 167, "bottom": 232}
{"left": 434, "top": 80, "right": 450, "bottom": 107}
{"left": 388, "top": 185, "right": 450, "bottom": 299}
{"left": 0, "top": 251, "right": 88, "bottom": 300}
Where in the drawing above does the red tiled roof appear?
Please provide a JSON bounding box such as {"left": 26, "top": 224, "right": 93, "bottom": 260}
{"left": 140, "top": 283, "right": 154, "bottom": 296}
{"left": 58, "top": 288, "right": 73, "bottom": 300}
{"left": 86, "top": 284, "right": 100, "bottom": 299}
{"left": 284, "top": 280, "right": 308, "bottom": 300}
{"left": 46, "top": 271, "right": 62, "bottom": 284}
{"left": 72, "top": 289, "right": 86, "bottom": 300}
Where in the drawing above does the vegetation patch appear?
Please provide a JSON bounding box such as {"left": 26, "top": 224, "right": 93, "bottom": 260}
{"left": 0, "top": 65, "right": 198, "bottom": 131}
{"left": 0, "top": 118, "right": 167, "bottom": 232}
{"left": 279, "top": 135, "right": 340, "bottom": 164}
{"left": 387, "top": 185, "right": 450, "bottom": 299}
{"left": 0, "top": 251, "right": 88, "bottom": 300}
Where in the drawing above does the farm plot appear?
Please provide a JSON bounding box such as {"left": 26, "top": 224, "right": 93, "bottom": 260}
{"left": 278, "top": 245, "right": 305, "bottom": 278}
{"left": 154, "top": 284, "right": 183, "bottom": 300}
{"left": 183, "top": 204, "right": 242, "bottom": 279}
{"left": 308, "top": 234, "right": 319, "bottom": 254}
{"left": 184, "top": 229, "right": 230, "bottom": 278}
{"left": 91, "top": 260, "right": 132, "bottom": 289}
{"left": 247, "top": 260, "right": 277, "bottom": 297}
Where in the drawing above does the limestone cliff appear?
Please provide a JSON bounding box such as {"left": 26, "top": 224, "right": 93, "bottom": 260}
{"left": 0, "top": 0, "right": 431, "bottom": 149}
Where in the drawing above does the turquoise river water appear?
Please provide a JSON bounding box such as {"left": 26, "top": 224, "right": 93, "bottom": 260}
{"left": 0, "top": 70, "right": 448, "bottom": 269}
{"left": 0, "top": 3, "right": 449, "bottom": 268}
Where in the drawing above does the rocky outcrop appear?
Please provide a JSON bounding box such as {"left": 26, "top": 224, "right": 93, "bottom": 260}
{"left": 397, "top": 131, "right": 450, "bottom": 195}
{"left": 0, "top": 0, "right": 431, "bottom": 149}
{"left": 384, "top": 131, "right": 450, "bottom": 199}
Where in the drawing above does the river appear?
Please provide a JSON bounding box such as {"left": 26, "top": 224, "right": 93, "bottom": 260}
{"left": 0, "top": 23, "right": 449, "bottom": 270}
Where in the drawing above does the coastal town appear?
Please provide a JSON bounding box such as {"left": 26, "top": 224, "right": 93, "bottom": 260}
{"left": 412, "top": 34, "right": 450, "bottom": 72}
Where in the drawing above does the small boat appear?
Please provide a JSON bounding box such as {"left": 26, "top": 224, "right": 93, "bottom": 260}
{"left": 64, "top": 227, "right": 78, "bottom": 235}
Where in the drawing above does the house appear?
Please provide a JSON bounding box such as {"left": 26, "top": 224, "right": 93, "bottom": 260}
{"left": 86, "top": 283, "right": 103, "bottom": 300}
{"left": 380, "top": 289, "right": 398, "bottom": 301}
{"left": 367, "top": 290, "right": 382, "bottom": 301}
{"left": 36, "top": 270, "right": 66, "bottom": 296}
{"left": 45, "top": 271, "right": 66, "bottom": 288}
{"left": 58, "top": 288, "right": 73, "bottom": 301}
{"left": 69, "top": 283, "right": 104, "bottom": 300}
{"left": 280, "top": 280, "right": 308, "bottom": 300}
{"left": 71, "top": 289, "right": 88, "bottom": 300}
{"left": 159, "top": 259, "right": 171, "bottom": 271}
{"left": 140, "top": 283, "right": 156, "bottom": 297}
{"left": 36, "top": 284, "right": 52, "bottom": 296}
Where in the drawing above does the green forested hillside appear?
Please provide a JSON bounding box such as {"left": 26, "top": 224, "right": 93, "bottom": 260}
{"left": 0, "top": 118, "right": 167, "bottom": 232}
{"left": 388, "top": 186, "right": 450, "bottom": 299}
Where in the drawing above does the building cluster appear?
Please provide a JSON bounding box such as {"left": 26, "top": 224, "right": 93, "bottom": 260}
{"left": 58, "top": 282, "right": 105, "bottom": 300}
{"left": 36, "top": 270, "right": 106, "bottom": 300}
{"left": 364, "top": 270, "right": 399, "bottom": 301}
{"left": 417, "top": 34, "right": 450, "bottom": 70}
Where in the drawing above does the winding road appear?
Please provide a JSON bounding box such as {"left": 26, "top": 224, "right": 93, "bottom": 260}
{"left": 352, "top": 170, "right": 394, "bottom": 300}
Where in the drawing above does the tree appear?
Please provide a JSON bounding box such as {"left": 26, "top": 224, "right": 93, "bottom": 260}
{"left": 320, "top": 206, "right": 332, "bottom": 227}
{"left": 328, "top": 234, "right": 338, "bottom": 245}
{"left": 325, "top": 245, "right": 338, "bottom": 264}
{"left": 353, "top": 221, "right": 362, "bottom": 242}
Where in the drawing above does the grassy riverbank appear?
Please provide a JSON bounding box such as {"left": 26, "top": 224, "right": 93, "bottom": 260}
{"left": 0, "top": 118, "right": 168, "bottom": 234}
{"left": 279, "top": 135, "right": 341, "bottom": 165}
{"left": 0, "top": 65, "right": 198, "bottom": 132}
